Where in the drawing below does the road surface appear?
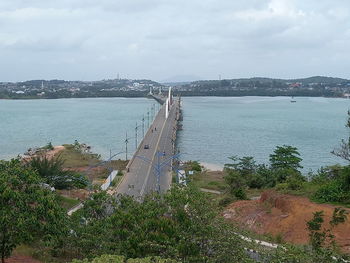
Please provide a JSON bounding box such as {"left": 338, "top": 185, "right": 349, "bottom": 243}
{"left": 115, "top": 98, "right": 180, "bottom": 198}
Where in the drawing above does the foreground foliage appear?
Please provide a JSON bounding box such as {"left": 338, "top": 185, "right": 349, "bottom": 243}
{"left": 0, "top": 159, "right": 67, "bottom": 263}
{"left": 26, "top": 155, "right": 88, "bottom": 189}
{"left": 58, "top": 186, "right": 251, "bottom": 263}
{"left": 72, "top": 254, "right": 179, "bottom": 263}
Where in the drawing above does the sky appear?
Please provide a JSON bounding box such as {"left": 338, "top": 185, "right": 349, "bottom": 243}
{"left": 1, "top": 0, "right": 350, "bottom": 82}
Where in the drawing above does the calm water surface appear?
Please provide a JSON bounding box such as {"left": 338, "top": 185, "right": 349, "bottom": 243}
{"left": 1, "top": 97, "right": 349, "bottom": 172}
{"left": 178, "top": 97, "right": 349, "bottom": 172}
{"left": 0, "top": 98, "right": 157, "bottom": 160}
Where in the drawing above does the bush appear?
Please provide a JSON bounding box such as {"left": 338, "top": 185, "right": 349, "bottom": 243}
{"left": 218, "top": 196, "right": 236, "bottom": 207}
{"left": 246, "top": 173, "right": 266, "bottom": 189}
{"left": 275, "top": 183, "right": 288, "bottom": 191}
{"left": 43, "top": 142, "right": 54, "bottom": 151}
{"left": 72, "top": 255, "right": 179, "bottom": 263}
{"left": 233, "top": 188, "right": 247, "bottom": 200}
{"left": 26, "top": 155, "right": 88, "bottom": 189}
{"left": 189, "top": 161, "right": 202, "bottom": 172}
{"left": 312, "top": 181, "right": 348, "bottom": 203}
{"left": 286, "top": 172, "right": 305, "bottom": 190}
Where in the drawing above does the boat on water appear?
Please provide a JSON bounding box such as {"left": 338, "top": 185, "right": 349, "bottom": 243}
{"left": 290, "top": 96, "right": 296, "bottom": 103}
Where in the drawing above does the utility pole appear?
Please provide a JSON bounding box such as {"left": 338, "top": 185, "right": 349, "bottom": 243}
{"left": 125, "top": 132, "right": 128, "bottom": 160}
{"left": 147, "top": 110, "right": 150, "bottom": 128}
{"left": 135, "top": 122, "right": 138, "bottom": 150}
{"left": 142, "top": 115, "right": 145, "bottom": 138}
{"left": 157, "top": 151, "right": 161, "bottom": 193}
{"left": 109, "top": 149, "right": 113, "bottom": 172}
{"left": 150, "top": 105, "right": 153, "bottom": 121}
{"left": 153, "top": 103, "right": 156, "bottom": 120}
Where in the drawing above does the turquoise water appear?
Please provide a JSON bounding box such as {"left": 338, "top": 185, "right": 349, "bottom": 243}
{"left": 0, "top": 98, "right": 158, "bottom": 160}
{"left": 178, "top": 97, "right": 350, "bottom": 172}
{"left": 1, "top": 97, "right": 349, "bottom": 172}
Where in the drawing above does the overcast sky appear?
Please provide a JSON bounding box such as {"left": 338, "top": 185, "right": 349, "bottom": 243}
{"left": 1, "top": 0, "right": 350, "bottom": 82}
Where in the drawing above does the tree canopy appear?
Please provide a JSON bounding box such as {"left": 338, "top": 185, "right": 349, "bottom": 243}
{"left": 269, "top": 145, "right": 303, "bottom": 171}
{"left": 0, "top": 159, "right": 67, "bottom": 263}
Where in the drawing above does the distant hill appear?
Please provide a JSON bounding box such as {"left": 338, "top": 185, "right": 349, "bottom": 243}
{"left": 172, "top": 76, "right": 350, "bottom": 98}
{"left": 1, "top": 76, "right": 350, "bottom": 99}
{"left": 185, "top": 76, "right": 350, "bottom": 85}
{"left": 288, "top": 76, "right": 349, "bottom": 84}
{"left": 160, "top": 75, "right": 203, "bottom": 84}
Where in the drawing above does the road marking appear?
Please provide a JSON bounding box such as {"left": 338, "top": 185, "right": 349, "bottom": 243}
{"left": 140, "top": 104, "right": 170, "bottom": 196}
{"left": 116, "top": 105, "right": 164, "bottom": 195}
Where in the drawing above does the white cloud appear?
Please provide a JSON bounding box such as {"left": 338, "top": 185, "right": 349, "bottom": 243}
{"left": 0, "top": 0, "right": 349, "bottom": 81}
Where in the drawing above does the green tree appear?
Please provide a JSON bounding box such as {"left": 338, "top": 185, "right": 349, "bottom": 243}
{"left": 71, "top": 254, "right": 179, "bottom": 263}
{"left": 269, "top": 145, "right": 303, "bottom": 171}
{"left": 224, "top": 156, "right": 256, "bottom": 176}
{"left": 332, "top": 110, "right": 350, "bottom": 162}
{"left": 224, "top": 169, "right": 247, "bottom": 199}
{"left": 307, "top": 208, "right": 348, "bottom": 250}
{"left": 269, "top": 145, "right": 303, "bottom": 183}
{"left": 26, "top": 155, "right": 88, "bottom": 189}
{"left": 0, "top": 159, "right": 67, "bottom": 263}
{"left": 64, "top": 186, "right": 250, "bottom": 262}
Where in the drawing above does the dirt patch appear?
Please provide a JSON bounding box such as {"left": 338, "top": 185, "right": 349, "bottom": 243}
{"left": 21, "top": 145, "right": 65, "bottom": 162}
{"left": 224, "top": 190, "right": 350, "bottom": 253}
{"left": 45, "top": 145, "right": 65, "bottom": 159}
{"left": 57, "top": 189, "right": 89, "bottom": 201}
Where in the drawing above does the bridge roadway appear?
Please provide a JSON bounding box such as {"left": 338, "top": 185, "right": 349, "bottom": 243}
{"left": 115, "top": 98, "right": 179, "bottom": 198}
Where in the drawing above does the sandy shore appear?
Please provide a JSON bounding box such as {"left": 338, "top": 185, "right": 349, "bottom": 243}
{"left": 200, "top": 162, "right": 224, "bottom": 171}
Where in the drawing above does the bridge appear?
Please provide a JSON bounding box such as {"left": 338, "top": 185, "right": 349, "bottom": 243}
{"left": 113, "top": 87, "right": 181, "bottom": 198}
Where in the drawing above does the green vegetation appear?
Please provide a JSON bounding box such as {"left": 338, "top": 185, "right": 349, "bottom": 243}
{"left": 26, "top": 155, "right": 89, "bottom": 189}
{"left": 307, "top": 208, "right": 348, "bottom": 251}
{"left": 184, "top": 160, "right": 202, "bottom": 172}
{"left": 42, "top": 142, "right": 54, "bottom": 151}
{"left": 57, "top": 195, "right": 81, "bottom": 210}
{"left": 221, "top": 145, "right": 304, "bottom": 200}
{"left": 57, "top": 186, "right": 250, "bottom": 262}
{"left": 0, "top": 159, "right": 67, "bottom": 263}
{"left": 72, "top": 255, "right": 179, "bottom": 263}
{"left": 60, "top": 142, "right": 101, "bottom": 168}
{"left": 189, "top": 171, "right": 226, "bottom": 191}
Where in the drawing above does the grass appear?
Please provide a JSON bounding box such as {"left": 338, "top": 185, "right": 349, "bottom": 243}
{"left": 190, "top": 170, "right": 226, "bottom": 191}
{"left": 13, "top": 244, "right": 63, "bottom": 263}
{"left": 246, "top": 188, "right": 266, "bottom": 199}
{"left": 57, "top": 195, "right": 80, "bottom": 210}
{"left": 60, "top": 144, "right": 101, "bottom": 168}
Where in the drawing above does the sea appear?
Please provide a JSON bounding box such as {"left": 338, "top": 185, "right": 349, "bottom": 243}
{"left": 1, "top": 96, "right": 349, "bottom": 172}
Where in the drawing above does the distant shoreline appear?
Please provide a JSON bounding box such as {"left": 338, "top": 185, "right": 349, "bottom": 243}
{"left": 1, "top": 94, "right": 349, "bottom": 100}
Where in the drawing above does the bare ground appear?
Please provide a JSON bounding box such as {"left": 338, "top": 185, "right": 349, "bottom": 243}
{"left": 224, "top": 190, "right": 350, "bottom": 253}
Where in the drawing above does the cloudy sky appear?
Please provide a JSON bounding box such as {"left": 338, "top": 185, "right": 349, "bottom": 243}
{"left": 1, "top": 0, "right": 350, "bottom": 82}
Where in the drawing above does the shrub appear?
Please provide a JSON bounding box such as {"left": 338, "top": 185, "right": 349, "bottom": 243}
{"left": 312, "top": 181, "right": 347, "bottom": 203}
{"left": 26, "top": 155, "right": 88, "bottom": 189}
{"left": 286, "top": 172, "right": 305, "bottom": 190}
{"left": 233, "top": 188, "right": 247, "bottom": 200}
{"left": 218, "top": 196, "right": 236, "bottom": 207}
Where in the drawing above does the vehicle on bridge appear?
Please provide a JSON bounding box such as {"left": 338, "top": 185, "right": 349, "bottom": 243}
{"left": 144, "top": 144, "right": 150, "bottom": 149}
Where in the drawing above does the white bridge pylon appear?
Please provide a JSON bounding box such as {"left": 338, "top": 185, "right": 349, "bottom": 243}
{"left": 165, "top": 87, "right": 173, "bottom": 119}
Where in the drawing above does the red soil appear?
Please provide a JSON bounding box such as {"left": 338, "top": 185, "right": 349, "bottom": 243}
{"left": 224, "top": 190, "right": 350, "bottom": 253}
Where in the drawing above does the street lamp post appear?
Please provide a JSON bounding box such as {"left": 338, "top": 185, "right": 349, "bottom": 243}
{"left": 135, "top": 122, "right": 138, "bottom": 150}
{"left": 125, "top": 132, "right": 129, "bottom": 160}
{"left": 147, "top": 110, "right": 150, "bottom": 128}
{"left": 134, "top": 151, "right": 182, "bottom": 193}
{"left": 142, "top": 114, "right": 145, "bottom": 138}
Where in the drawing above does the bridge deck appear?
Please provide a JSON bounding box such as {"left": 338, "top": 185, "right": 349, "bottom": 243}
{"left": 115, "top": 98, "right": 180, "bottom": 198}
